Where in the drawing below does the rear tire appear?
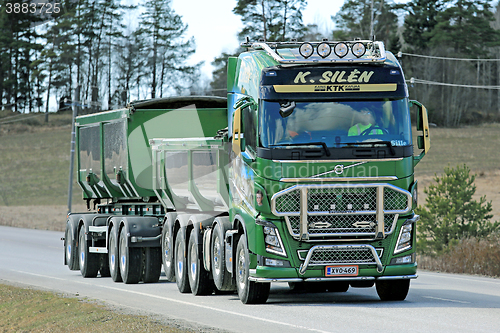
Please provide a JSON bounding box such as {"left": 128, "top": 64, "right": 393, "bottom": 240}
{"left": 65, "top": 222, "right": 79, "bottom": 270}
{"left": 174, "top": 228, "right": 191, "bottom": 293}
{"left": 108, "top": 225, "right": 122, "bottom": 282}
{"left": 376, "top": 279, "right": 410, "bottom": 301}
{"left": 143, "top": 247, "right": 162, "bottom": 283}
{"left": 78, "top": 226, "right": 99, "bottom": 278}
{"left": 236, "top": 236, "right": 270, "bottom": 304}
{"left": 119, "top": 228, "right": 142, "bottom": 284}
{"left": 161, "top": 223, "right": 175, "bottom": 282}
{"left": 188, "top": 229, "right": 214, "bottom": 295}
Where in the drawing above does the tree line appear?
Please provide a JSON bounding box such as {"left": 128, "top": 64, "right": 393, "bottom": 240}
{"left": 3, "top": 0, "right": 500, "bottom": 126}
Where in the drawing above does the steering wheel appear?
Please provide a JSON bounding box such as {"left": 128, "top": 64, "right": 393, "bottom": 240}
{"left": 360, "top": 125, "right": 389, "bottom": 136}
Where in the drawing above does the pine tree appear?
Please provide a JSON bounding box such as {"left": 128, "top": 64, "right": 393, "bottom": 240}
{"left": 233, "top": 0, "right": 306, "bottom": 42}
{"left": 138, "top": 0, "right": 198, "bottom": 98}
{"left": 333, "top": 0, "right": 399, "bottom": 47}
{"left": 416, "top": 164, "right": 499, "bottom": 254}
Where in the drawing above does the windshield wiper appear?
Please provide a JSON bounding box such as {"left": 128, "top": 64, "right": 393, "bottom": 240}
{"left": 346, "top": 141, "right": 395, "bottom": 156}
{"left": 269, "top": 142, "right": 331, "bottom": 157}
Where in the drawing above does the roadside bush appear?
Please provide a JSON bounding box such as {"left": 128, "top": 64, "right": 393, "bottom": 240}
{"left": 416, "top": 164, "right": 500, "bottom": 255}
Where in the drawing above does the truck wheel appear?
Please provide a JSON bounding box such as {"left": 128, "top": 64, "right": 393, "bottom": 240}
{"left": 119, "top": 228, "right": 142, "bottom": 284}
{"left": 65, "top": 222, "right": 79, "bottom": 270}
{"left": 78, "top": 226, "right": 99, "bottom": 278}
{"left": 211, "top": 224, "right": 235, "bottom": 291}
{"left": 188, "top": 229, "right": 214, "bottom": 295}
{"left": 161, "top": 224, "right": 175, "bottom": 282}
{"left": 236, "top": 236, "right": 270, "bottom": 304}
{"left": 143, "top": 247, "right": 161, "bottom": 283}
{"left": 108, "top": 225, "right": 122, "bottom": 282}
{"left": 174, "top": 228, "right": 191, "bottom": 293}
{"left": 376, "top": 279, "right": 410, "bottom": 301}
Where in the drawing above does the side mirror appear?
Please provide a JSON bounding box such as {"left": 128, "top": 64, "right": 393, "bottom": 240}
{"left": 232, "top": 107, "right": 245, "bottom": 154}
{"left": 233, "top": 95, "right": 255, "bottom": 111}
{"left": 409, "top": 100, "right": 430, "bottom": 165}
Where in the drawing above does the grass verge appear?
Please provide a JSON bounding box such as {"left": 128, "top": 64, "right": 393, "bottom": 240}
{"left": 418, "top": 235, "right": 500, "bottom": 277}
{"left": 0, "top": 283, "right": 190, "bottom": 332}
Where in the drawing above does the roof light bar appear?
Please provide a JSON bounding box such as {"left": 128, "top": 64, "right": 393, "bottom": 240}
{"left": 241, "top": 39, "right": 386, "bottom": 65}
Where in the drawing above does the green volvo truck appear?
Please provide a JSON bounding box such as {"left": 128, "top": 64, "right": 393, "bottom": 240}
{"left": 64, "top": 39, "right": 430, "bottom": 303}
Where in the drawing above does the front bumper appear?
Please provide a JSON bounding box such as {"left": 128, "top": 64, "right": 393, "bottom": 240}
{"left": 248, "top": 263, "right": 418, "bottom": 282}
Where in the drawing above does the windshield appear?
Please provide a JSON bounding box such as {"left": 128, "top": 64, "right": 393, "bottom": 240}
{"left": 259, "top": 99, "right": 412, "bottom": 148}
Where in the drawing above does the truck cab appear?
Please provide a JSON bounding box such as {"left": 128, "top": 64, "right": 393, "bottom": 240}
{"left": 227, "top": 40, "right": 430, "bottom": 301}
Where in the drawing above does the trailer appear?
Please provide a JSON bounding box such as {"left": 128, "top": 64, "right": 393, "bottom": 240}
{"left": 64, "top": 39, "right": 430, "bottom": 303}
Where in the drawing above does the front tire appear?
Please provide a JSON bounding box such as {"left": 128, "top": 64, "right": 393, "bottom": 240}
{"left": 236, "top": 236, "right": 270, "bottom": 304}
{"left": 376, "top": 279, "right": 410, "bottom": 301}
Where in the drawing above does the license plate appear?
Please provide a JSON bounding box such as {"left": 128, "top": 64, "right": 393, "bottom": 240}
{"left": 325, "top": 265, "right": 358, "bottom": 277}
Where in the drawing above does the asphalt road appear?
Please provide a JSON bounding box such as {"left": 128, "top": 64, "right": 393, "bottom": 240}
{"left": 1, "top": 225, "right": 499, "bottom": 333}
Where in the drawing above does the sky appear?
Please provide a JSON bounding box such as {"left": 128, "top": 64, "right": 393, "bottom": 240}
{"left": 170, "top": 0, "right": 343, "bottom": 79}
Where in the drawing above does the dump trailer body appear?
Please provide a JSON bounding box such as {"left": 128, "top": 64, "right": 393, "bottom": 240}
{"left": 76, "top": 96, "right": 227, "bottom": 205}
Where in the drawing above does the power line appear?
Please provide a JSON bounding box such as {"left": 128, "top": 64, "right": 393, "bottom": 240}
{"left": 400, "top": 52, "right": 500, "bottom": 62}
{"left": 407, "top": 78, "right": 500, "bottom": 90}
{"left": 0, "top": 113, "right": 45, "bottom": 125}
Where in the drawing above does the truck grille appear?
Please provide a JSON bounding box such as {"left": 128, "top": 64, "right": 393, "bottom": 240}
{"left": 271, "top": 184, "right": 411, "bottom": 240}
{"left": 298, "top": 244, "right": 383, "bottom": 274}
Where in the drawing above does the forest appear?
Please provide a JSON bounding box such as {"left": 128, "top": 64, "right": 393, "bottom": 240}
{"left": 2, "top": 0, "right": 500, "bottom": 127}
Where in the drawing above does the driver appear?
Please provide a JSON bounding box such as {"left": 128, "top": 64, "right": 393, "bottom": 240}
{"left": 348, "top": 108, "right": 384, "bottom": 136}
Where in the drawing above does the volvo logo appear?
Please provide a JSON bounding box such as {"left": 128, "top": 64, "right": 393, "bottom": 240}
{"left": 310, "top": 161, "right": 367, "bottom": 178}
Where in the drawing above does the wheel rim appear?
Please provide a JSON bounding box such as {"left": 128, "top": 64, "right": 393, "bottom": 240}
{"left": 79, "top": 231, "right": 85, "bottom": 267}
{"left": 109, "top": 234, "right": 116, "bottom": 272}
{"left": 66, "top": 229, "right": 72, "bottom": 260}
{"left": 120, "top": 235, "right": 126, "bottom": 274}
{"left": 189, "top": 242, "right": 197, "bottom": 281}
{"left": 237, "top": 247, "right": 246, "bottom": 290}
{"left": 213, "top": 235, "right": 221, "bottom": 275}
{"left": 176, "top": 240, "right": 183, "bottom": 276}
{"left": 163, "top": 230, "right": 171, "bottom": 269}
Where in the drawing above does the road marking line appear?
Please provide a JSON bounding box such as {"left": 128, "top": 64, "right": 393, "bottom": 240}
{"left": 423, "top": 296, "right": 470, "bottom": 304}
{"left": 10, "top": 269, "right": 331, "bottom": 333}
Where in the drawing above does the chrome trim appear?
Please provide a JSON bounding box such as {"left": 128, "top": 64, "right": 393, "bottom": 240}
{"left": 298, "top": 244, "right": 383, "bottom": 275}
{"left": 376, "top": 186, "right": 385, "bottom": 239}
{"left": 271, "top": 183, "right": 411, "bottom": 241}
{"left": 248, "top": 277, "right": 304, "bottom": 283}
{"left": 280, "top": 176, "right": 398, "bottom": 183}
{"left": 377, "top": 274, "right": 418, "bottom": 280}
{"left": 274, "top": 158, "right": 404, "bottom": 163}
{"left": 299, "top": 188, "right": 309, "bottom": 241}
{"left": 247, "top": 275, "right": 417, "bottom": 283}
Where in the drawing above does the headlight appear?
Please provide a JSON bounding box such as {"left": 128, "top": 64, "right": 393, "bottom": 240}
{"left": 261, "top": 222, "right": 287, "bottom": 257}
{"left": 394, "top": 223, "right": 413, "bottom": 254}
